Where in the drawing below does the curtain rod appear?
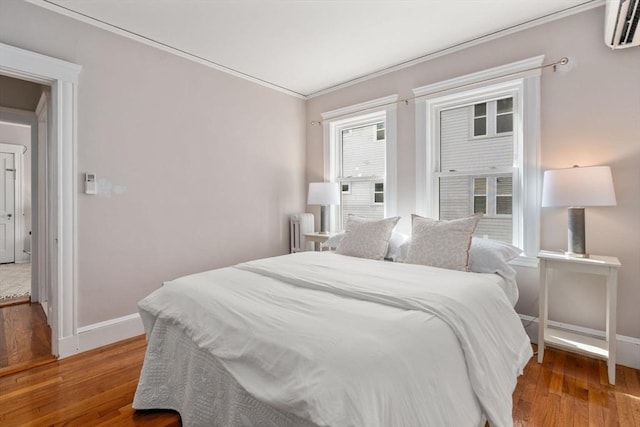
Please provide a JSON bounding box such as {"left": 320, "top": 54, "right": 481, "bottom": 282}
{"left": 310, "top": 57, "right": 569, "bottom": 126}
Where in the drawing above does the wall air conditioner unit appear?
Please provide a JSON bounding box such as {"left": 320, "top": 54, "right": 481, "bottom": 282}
{"left": 605, "top": 0, "right": 640, "bottom": 49}
{"left": 290, "top": 213, "right": 314, "bottom": 253}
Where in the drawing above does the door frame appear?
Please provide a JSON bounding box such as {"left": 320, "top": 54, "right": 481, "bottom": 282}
{"left": 0, "top": 42, "right": 81, "bottom": 357}
{"left": 0, "top": 142, "right": 27, "bottom": 264}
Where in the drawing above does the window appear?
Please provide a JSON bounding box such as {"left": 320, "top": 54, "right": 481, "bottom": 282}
{"left": 374, "top": 182, "right": 384, "bottom": 204}
{"left": 376, "top": 122, "right": 385, "bottom": 141}
{"left": 472, "top": 97, "right": 513, "bottom": 138}
{"left": 496, "top": 97, "right": 513, "bottom": 133}
{"left": 472, "top": 177, "right": 487, "bottom": 214}
{"left": 322, "top": 95, "right": 398, "bottom": 231}
{"left": 471, "top": 175, "right": 512, "bottom": 216}
{"left": 337, "top": 120, "right": 385, "bottom": 224}
{"left": 473, "top": 103, "right": 487, "bottom": 136}
{"left": 413, "top": 56, "right": 544, "bottom": 262}
{"left": 436, "top": 100, "right": 515, "bottom": 242}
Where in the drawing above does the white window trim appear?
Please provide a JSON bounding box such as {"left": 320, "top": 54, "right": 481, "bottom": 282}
{"left": 413, "top": 56, "right": 543, "bottom": 266}
{"left": 322, "top": 95, "right": 398, "bottom": 232}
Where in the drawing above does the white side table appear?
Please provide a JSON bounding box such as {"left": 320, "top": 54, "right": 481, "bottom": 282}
{"left": 537, "top": 250, "right": 621, "bottom": 384}
{"left": 304, "top": 233, "right": 331, "bottom": 252}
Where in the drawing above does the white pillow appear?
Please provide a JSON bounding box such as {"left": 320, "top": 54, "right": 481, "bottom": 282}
{"left": 386, "top": 231, "right": 410, "bottom": 261}
{"left": 405, "top": 215, "right": 481, "bottom": 271}
{"left": 468, "top": 237, "right": 521, "bottom": 275}
{"left": 324, "top": 231, "right": 409, "bottom": 261}
{"left": 335, "top": 216, "right": 400, "bottom": 260}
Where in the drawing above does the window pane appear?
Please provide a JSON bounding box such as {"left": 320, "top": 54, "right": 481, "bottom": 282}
{"left": 474, "top": 103, "right": 486, "bottom": 117}
{"left": 374, "top": 193, "right": 384, "bottom": 203}
{"left": 439, "top": 176, "right": 468, "bottom": 220}
{"left": 496, "top": 196, "right": 512, "bottom": 214}
{"left": 375, "top": 182, "right": 384, "bottom": 192}
{"left": 474, "top": 196, "right": 487, "bottom": 214}
{"left": 340, "top": 119, "right": 386, "bottom": 225}
{"left": 473, "top": 117, "right": 486, "bottom": 136}
{"left": 496, "top": 176, "right": 512, "bottom": 195}
{"left": 341, "top": 123, "right": 385, "bottom": 177}
{"left": 473, "top": 177, "right": 486, "bottom": 194}
{"left": 496, "top": 113, "right": 513, "bottom": 133}
{"left": 497, "top": 97, "right": 513, "bottom": 114}
{"left": 376, "top": 129, "right": 385, "bottom": 140}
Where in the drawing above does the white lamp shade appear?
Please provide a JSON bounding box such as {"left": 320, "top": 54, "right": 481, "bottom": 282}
{"left": 307, "top": 182, "right": 340, "bottom": 206}
{"left": 542, "top": 166, "right": 617, "bottom": 207}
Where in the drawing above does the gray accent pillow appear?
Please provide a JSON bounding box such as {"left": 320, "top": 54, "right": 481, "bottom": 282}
{"left": 335, "top": 216, "right": 400, "bottom": 260}
{"left": 405, "top": 214, "right": 481, "bottom": 271}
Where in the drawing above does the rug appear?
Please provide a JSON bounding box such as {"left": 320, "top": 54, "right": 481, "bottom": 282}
{"left": 0, "top": 262, "right": 31, "bottom": 300}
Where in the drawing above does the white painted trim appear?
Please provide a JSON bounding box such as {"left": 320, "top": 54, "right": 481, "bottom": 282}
{"left": 24, "top": 0, "right": 305, "bottom": 99}
{"left": 519, "top": 314, "right": 640, "bottom": 370}
{"left": 510, "top": 255, "right": 539, "bottom": 268}
{"left": 0, "top": 41, "right": 80, "bottom": 84}
{"left": 307, "top": 2, "right": 603, "bottom": 98}
{"left": 321, "top": 95, "right": 399, "bottom": 121}
{"left": 0, "top": 42, "right": 82, "bottom": 358}
{"left": 412, "top": 55, "right": 545, "bottom": 99}
{"left": 77, "top": 313, "right": 144, "bottom": 353}
{"left": 34, "top": 92, "right": 48, "bottom": 312}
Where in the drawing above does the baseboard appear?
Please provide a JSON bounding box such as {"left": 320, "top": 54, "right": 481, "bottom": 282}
{"left": 76, "top": 313, "right": 144, "bottom": 353}
{"left": 519, "top": 314, "right": 640, "bottom": 370}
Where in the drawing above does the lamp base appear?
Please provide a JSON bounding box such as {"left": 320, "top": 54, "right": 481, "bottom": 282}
{"left": 319, "top": 205, "right": 330, "bottom": 234}
{"left": 567, "top": 207, "right": 587, "bottom": 257}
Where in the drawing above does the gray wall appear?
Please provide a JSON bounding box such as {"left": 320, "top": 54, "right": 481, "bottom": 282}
{"left": 306, "top": 7, "right": 640, "bottom": 340}
{"left": 0, "top": 0, "right": 307, "bottom": 327}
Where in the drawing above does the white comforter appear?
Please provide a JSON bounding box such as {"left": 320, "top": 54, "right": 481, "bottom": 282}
{"left": 138, "top": 252, "right": 532, "bottom": 427}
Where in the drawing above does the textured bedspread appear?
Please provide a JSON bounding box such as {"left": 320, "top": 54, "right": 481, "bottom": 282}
{"left": 136, "top": 252, "right": 532, "bottom": 427}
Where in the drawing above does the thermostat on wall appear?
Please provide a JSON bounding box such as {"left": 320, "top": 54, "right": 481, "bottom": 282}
{"left": 85, "top": 173, "right": 97, "bottom": 195}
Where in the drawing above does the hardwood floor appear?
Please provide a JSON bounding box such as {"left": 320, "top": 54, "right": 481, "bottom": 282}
{"left": 0, "top": 301, "right": 55, "bottom": 377}
{"left": 0, "top": 336, "right": 638, "bottom": 426}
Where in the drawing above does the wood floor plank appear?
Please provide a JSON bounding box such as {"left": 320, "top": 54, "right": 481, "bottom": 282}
{"left": 0, "top": 302, "right": 52, "bottom": 374}
{"left": 0, "top": 338, "right": 638, "bottom": 426}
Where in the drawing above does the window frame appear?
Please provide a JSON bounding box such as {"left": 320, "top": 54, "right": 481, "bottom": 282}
{"left": 322, "top": 95, "right": 398, "bottom": 232}
{"left": 413, "top": 56, "right": 543, "bottom": 265}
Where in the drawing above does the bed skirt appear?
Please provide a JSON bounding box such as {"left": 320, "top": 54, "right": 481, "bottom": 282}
{"left": 133, "top": 318, "right": 317, "bottom": 427}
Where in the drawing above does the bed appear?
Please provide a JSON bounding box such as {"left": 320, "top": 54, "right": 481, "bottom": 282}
{"left": 133, "top": 249, "right": 532, "bottom": 427}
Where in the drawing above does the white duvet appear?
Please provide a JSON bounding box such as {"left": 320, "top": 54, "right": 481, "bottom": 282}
{"left": 138, "top": 252, "right": 532, "bottom": 427}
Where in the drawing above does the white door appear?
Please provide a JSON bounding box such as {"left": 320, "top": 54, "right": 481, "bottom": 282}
{"left": 0, "top": 151, "right": 15, "bottom": 263}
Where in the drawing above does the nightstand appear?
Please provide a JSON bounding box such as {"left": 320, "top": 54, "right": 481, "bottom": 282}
{"left": 304, "top": 232, "right": 331, "bottom": 252}
{"left": 537, "top": 250, "right": 621, "bottom": 384}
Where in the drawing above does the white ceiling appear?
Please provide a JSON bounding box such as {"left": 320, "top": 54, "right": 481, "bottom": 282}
{"left": 41, "top": 0, "right": 600, "bottom": 97}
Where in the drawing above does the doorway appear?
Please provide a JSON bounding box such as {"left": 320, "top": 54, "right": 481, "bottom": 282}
{"left": 0, "top": 42, "right": 81, "bottom": 361}
{"left": 0, "top": 77, "right": 52, "bottom": 373}
{"left": 0, "top": 136, "right": 32, "bottom": 304}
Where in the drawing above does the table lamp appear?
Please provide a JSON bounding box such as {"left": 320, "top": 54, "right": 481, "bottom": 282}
{"left": 307, "top": 182, "right": 340, "bottom": 234}
{"left": 542, "top": 165, "right": 616, "bottom": 258}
